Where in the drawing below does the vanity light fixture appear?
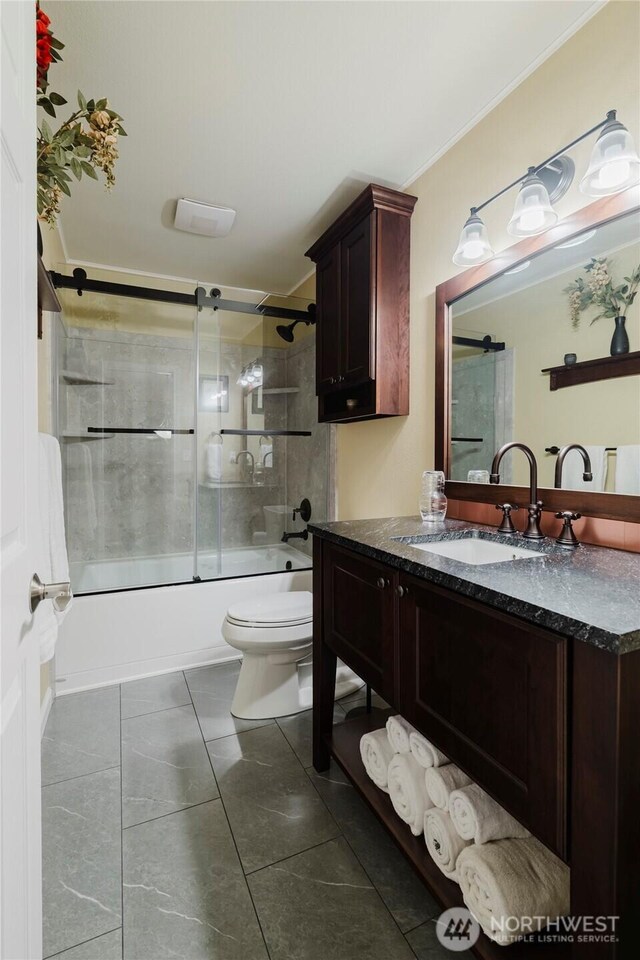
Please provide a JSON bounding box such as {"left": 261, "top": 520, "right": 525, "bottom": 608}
{"left": 452, "top": 208, "right": 495, "bottom": 266}
{"left": 452, "top": 110, "right": 640, "bottom": 265}
{"left": 580, "top": 113, "right": 640, "bottom": 196}
{"left": 507, "top": 168, "right": 558, "bottom": 237}
{"left": 237, "top": 359, "right": 263, "bottom": 389}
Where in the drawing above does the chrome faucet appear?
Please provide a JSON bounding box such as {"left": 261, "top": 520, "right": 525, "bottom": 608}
{"left": 490, "top": 442, "right": 544, "bottom": 540}
{"left": 234, "top": 449, "right": 254, "bottom": 481}
{"left": 553, "top": 444, "right": 593, "bottom": 488}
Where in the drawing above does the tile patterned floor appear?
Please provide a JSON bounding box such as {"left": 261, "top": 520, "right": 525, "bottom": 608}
{"left": 42, "top": 661, "right": 460, "bottom": 959}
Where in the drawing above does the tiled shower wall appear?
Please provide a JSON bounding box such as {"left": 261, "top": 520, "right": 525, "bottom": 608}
{"left": 284, "top": 334, "right": 334, "bottom": 558}
{"left": 57, "top": 326, "right": 331, "bottom": 570}
{"left": 60, "top": 328, "right": 195, "bottom": 564}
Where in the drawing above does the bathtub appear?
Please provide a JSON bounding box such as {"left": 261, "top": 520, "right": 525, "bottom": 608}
{"left": 56, "top": 545, "right": 312, "bottom": 695}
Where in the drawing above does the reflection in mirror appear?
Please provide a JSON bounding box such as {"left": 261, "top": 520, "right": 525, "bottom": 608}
{"left": 450, "top": 209, "right": 640, "bottom": 494}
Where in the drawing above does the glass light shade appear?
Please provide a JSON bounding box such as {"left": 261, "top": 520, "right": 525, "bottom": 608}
{"left": 507, "top": 170, "right": 558, "bottom": 236}
{"left": 580, "top": 119, "right": 640, "bottom": 197}
{"left": 452, "top": 210, "right": 494, "bottom": 266}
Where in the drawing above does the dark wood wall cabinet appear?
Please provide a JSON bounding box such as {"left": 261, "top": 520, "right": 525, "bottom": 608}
{"left": 305, "top": 184, "right": 417, "bottom": 423}
{"left": 313, "top": 535, "right": 638, "bottom": 959}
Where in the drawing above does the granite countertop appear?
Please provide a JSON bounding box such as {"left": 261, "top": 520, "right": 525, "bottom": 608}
{"left": 308, "top": 516, "right": 640, "bottom": 655}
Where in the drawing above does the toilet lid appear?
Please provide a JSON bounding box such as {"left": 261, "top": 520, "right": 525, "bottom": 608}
{"left": 226, "top": 591, "right": 313, "bottom": 627}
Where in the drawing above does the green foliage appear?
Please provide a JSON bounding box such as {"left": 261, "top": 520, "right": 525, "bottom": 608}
{"left": 565, "top": 257, "right": 640, "bottom": 330}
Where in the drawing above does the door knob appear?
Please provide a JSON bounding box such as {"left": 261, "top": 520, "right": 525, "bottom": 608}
{"left": 396, "top": 584, "right": 409, "bottom": 598}
{"left": 29, "top": 573, "right": 72, "bottom": 614}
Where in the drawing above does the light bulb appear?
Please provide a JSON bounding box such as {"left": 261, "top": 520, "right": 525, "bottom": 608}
{"left": 452, "top": 209, "right": 494, "bottom": 266}
{"left": 507, "top": 168, "right": 557, "bottom": 237}
{"left": 580, "top": 113, "right": 640, "bottom": 197}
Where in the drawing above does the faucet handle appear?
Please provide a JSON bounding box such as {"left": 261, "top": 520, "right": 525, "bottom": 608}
{"left": 555, "top": 511, "right": 582, "bottom": 548}
{"left": 495, "top": 503, "right": 519, "bottom": 535}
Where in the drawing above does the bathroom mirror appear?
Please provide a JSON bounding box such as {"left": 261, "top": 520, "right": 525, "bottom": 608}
{"left": 435, "top": 190, "right": 640, "bottom": 521}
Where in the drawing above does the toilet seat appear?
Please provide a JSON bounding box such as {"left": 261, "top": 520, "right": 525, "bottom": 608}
{"left": 226, "top": 591, "right": 312, "bottom": 629}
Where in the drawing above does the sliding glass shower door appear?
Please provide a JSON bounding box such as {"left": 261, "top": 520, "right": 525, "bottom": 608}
{"left": 56, "top": 288, "right": 197, "bottom": 592}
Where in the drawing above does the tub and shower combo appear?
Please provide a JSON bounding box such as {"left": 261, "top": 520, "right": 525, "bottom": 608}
{"left": 52, "top": 278, "right": 336, "bottom": 701}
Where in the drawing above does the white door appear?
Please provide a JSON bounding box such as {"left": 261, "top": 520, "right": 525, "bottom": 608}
{"left": 1, "top": 2, "right": 44, "bottom": 958}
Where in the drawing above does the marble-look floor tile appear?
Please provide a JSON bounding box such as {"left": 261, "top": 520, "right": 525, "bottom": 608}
{"left": 308, "top": 762, "right": 439, "bottom": 932}
{"left": 120, "top": 672, "right": 190, "bottom": 720}
{"left": 185, "top": 661, "right": 273, "bottom": 741}
{"left": 123, "top": 799, "right": 268, "bottom": 960}
{"left": 207, "top": 724, "right": 339, "bottom": 873}
{"left": 42, "top": 768, "right": 122, "bottom": 958}
{"left": 121, "top": 704, "right": 218, "bottom": 828}
{"left": 339, "top": 688, "right": 390, "bottom": 712}
{"left": 249, "top": 836, "right": 416, "bottom": 960}
{"left": 46, "top": 928, "right": 122, "bottom": 960}
{"left": 406, "top": 919, "right": 472, "bottom": 958}
{"left": 276, "top": 702, "right": 345, "bottom": 767}
{"left": 42, "top": 687, "right": 120, "bottom": 786}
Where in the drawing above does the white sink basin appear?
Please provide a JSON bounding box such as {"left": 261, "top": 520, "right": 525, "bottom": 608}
{"left": 408, "top": 536, "right": 545, "bottom": 566}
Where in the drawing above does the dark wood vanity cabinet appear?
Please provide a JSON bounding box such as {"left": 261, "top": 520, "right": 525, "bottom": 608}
{"left": 321, "top": 543, "right": 398, "bottom": 703}
{"left": 306, "top": 183, "right": 416, "bottom": 423}
{"left": 399, "top": 576, "right": 567, "bottom": 856}
{"left": 314, "top": 534, "right": 639, "bottom": 958}
{"left": 317, "top": 539, "right": 567, "bottom": 855}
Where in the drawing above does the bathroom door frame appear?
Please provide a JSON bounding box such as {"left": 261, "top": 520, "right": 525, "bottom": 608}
{"left": 1, "top": 2, "right": 44, "bottom": 957}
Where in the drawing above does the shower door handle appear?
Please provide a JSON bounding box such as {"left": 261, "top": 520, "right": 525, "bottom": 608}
{"left": 29, "top": 573, "right": 72, "bottom": 614}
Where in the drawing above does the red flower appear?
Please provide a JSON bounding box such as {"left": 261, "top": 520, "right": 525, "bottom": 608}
{"left": 38, "top": 10, "right": 50, "bottom": 26}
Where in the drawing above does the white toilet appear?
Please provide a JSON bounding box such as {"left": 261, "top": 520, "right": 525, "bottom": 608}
{"left": 222, "top": 591, "right": 363, "bottom": 719}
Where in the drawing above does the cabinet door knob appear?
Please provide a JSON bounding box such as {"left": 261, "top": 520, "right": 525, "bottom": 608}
{"left": 396, "top": 584, "right": 408, "bottom": 598}
{"left": 376, "top": 577, "right": 387, "bottom": 589}
{"left": 329, "top": 377, "right": 335, "bottom": 385}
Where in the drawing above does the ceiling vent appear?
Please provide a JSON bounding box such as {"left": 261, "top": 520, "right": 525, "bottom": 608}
{"left": 173, "top": 199, "right": 236, "bottom": 238}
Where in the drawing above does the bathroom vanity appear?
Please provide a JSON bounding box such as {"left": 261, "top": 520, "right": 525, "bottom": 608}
{"left": 310, "top": 517, "right": 640, "bottom": 959}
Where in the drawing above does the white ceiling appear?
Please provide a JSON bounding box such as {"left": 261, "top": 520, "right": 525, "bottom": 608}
{"left": 49, "top": 0, "right": 600, "bottom": 293}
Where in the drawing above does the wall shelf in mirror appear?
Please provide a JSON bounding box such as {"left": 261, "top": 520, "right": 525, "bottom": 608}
{"left": 435, "top": 189, "right": 640, "bottom": 524}
{"left": 541, "top": 351, "right": 640, "bottom": 390}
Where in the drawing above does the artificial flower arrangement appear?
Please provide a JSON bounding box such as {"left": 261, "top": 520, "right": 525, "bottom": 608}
{"left": 36, "top": 3, "right": 126, "bottom": 225}
{"left": 565, "top": 256, "right": 640, "bottom": 329}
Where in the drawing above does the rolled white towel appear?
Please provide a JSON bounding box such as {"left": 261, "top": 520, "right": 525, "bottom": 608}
{"left": 449, "top": 783, "right": 530, "bottom": 844}
{"left": 387, "top": 753, "right": 433, "bottom": 836}
{"left": 386, "top": 715, "right": 415, "bottom": 754}
{"left": 425, "top": 764, "right": 472, "bottom": 811}
{"left": 424, "top": 807, "right": 471, "bottom": 883}
{"left": 359, "top": 729, "right": 394, "bottom": 793}
{"left": 409, "top": 730, "right": 449, "bottom": 768}
{"left": 457, "top": 838, "right": 570, "bottom": 945}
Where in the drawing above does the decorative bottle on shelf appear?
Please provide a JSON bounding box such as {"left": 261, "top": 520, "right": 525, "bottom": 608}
{"left": 610, "top": 316, "right": 629, "bottom": 356}
{"left": 419, "top": 470, "right": 447, "bottom": 522}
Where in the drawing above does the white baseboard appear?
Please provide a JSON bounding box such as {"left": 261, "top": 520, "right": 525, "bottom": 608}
{"left": 40, "top": 686, "right": 53, "bottom": 735}
{"left": 55, "top": 647, "right": 241, "bottom": 697}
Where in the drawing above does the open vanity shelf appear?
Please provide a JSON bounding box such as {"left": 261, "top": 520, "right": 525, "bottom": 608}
{"left": 541, "top": 351, "right": 640, "bottom": 391}
{"left": 329, "top": 713, "right": 569, "bottom": 959}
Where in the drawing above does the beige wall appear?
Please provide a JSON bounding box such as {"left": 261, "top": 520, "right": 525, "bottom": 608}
{"left": 331, "top": 0, "right": 640, "bottom": 520}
